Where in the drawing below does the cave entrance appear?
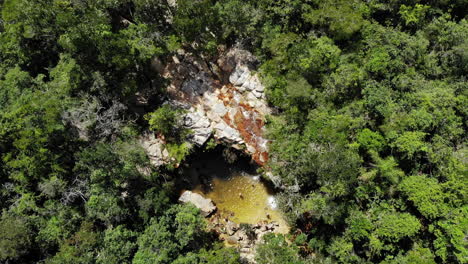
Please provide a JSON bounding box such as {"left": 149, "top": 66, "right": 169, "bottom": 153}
{"left": 179, "top": 145, "right": 288, "bottom": 232}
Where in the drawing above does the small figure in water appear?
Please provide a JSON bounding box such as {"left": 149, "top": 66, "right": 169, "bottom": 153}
{"left": 266, "top": 213, "right": 271, "bottom": 220}
{"left": 239, "top": 193, "right": 244, "bottom": 199}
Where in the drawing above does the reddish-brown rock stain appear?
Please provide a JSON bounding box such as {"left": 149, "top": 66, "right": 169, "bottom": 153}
{"left": 230, "top": 104, "right": 269, "bottom": 165}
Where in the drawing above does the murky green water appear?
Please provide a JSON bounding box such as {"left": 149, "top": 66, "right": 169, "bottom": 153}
{"left": 181, "top": 147, "right": 289, "bottom": 233}
{"left": 193, "top": 174, "right": 289, "bottom": 233}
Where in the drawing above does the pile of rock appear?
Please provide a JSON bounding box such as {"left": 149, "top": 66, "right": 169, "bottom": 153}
{"left": 207, "top": 214, "right": 280, "bottom": 263}
{"left": 177, "top": 190, "right": 283, "bottom": 263}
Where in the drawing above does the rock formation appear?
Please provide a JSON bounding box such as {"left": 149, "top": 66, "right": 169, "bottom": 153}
{"left": 207, "top": 213, "right": 281, "bottom": 263}
{"left": 178, "top": 190, "right": 217, "bottom": 217}
{"left": 139, "top": 47, "right": 271, "bottom": 167}
{"left": 142, "top": 48, "right": 280, "bottom": 263}
{"left": 139, "top": 132, "right": 172, "bottom": 167}
{"left": 161, "top": 47, "right": 271, "bottom": 165}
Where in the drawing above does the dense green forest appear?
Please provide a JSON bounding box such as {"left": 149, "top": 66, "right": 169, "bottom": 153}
{"left": 0, "top": 0, "right": 466, "bottom": 263}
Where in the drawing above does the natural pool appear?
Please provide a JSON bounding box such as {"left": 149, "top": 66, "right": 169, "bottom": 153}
{"left": 181, "top": 147, "right": 289, "bottom": 233}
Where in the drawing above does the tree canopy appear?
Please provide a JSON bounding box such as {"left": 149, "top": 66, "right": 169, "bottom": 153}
{"left": 0, "top": 0, "right": 466, "bottom": 263}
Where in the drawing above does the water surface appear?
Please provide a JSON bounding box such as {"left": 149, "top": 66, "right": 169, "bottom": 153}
{"left": 183, "top": 147, "right": 289, "bottom": 233}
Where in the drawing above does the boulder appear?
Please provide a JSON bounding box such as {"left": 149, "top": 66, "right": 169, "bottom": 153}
{"left": 236, "top": 230, "right": 248, "bottom": 241}
{"left": 139, "top": 133, "right": 171, "bottom": 167}
{"left": 184, "top": 111, "right": 212, "bottom": 146}
{"left": 266, "top": 223, "right": 275, "bottom": 231}
{"left": 226, "top": 220, "right": 239, "bottom": 236}
{"left": 229, "top": 65, "right": 265, "bottom": 97}
{"left": 218, "top": 47, "right": 257, "bottom": 74}
{"left": 226, "top": 236, "right": 239, "bottom": 245}
{"left": 178, "top": 191, "right": 217, "bottom": 217}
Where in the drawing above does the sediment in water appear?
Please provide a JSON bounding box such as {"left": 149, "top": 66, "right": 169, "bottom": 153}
{"left": 178, "top": 146, "right": 289, "bottom": 233}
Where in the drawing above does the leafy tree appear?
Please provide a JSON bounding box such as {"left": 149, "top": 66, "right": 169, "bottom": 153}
{"left": 345, "top": 210, "right": 373, "bottom": 241}
{"left": 133, "top": 204, "right": 210, "bottom": 264}
{"left": 302, "top": 0, "right": 369, "bottom": 40}
{"left": 357, "top": 129, "right": 386, "bottom": 152}
{"left": 430, "top": 206, "right": 468, "bottom": 262}
{"left": 173, "top": 0, "right": 220, "bottom": 54}
{"left": 146, "top": 104, "right": 188, "bottom": 142}
{"left": 0, "top": 1, "right": 466, "bottom": 263}
{"left": 214, "top": 0, "right": 260, "bottom": 42}
{"left": 96, "top": 225, "right": 137, "bottom": 264}
{"left": 255, "top": 233, "right": 303, "bottom": 264}
{"left": 399, "top": 4, "right": 431, "bottom": 27}
{"left": 381, "top": 244, "right": 436, "bottom": 264}
{"left": 85, "top": 189, "right": 129, "bottom": 226}
{"left": 46, "top": 222, "right": 100, "bottom": 264}
{"left": 398, "top": 175, "right": 449, "bottom": 219}
{"left": 173, "top": 246, "right": 241, "bottom": 264}
{"left": 136, "top": 186, "right": 171, "bottom": 224}
{"left": 327, "top": 236, "right": 359, "bottom": 263}
{"left": 0, "top": 213, "right": 33, "bottom": 262}
{"left": 373, "top": 211, "right": 421, "bottom": 243}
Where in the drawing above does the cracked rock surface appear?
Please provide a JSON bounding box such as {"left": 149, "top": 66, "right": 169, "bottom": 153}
{"left": 163, "top": 47, "right": 271, "bottom": 165}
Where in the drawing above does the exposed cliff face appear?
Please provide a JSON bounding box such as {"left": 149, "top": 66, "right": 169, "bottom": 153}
{"left": 148, "top": 47, "right": 271, "bottom": 166}
{"left": 139, "top": 132, "right": 172, "bottom": 167}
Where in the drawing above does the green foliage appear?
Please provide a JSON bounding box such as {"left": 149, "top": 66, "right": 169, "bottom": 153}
{"left": 166, "top": 142, "right": 193, "bottom": 167}
{"left": 399, "top": 4, "right": 431, "bottom": 26}
{"left": 173, "top": 246, "right": 241, "bottom": 264}
{"left": 215, "top": 0, "right": 260, "bottom": 41}
{"left": 357, "top": 129, "right": 385, "bottom": 152}
{"left": 36, "top": 202, "right": 79, "bottom": 250}
{"left": 255, "top": 233, "right": 303, "bottom": 264}
{"left": 122, "top": 23, "right": 164, "bottom": 61}
{"left": 173, "top": 0, "right": 220, "bottom": 54}
{"left": 96, "top": 225, "right": 137, "bottom": 264}
{"left": 323, "top": 62, "right": 366, "bottom": 103}
{"left": 0, "top": 213, "right": 32, "bottom": 261}
{"left": 392, "top": 131, "right": 429, "bottom": 158}
{"left": 0, "top": 70, "right": 71, "bottom": 185}
{"left": 296, "top": 36, "right": 341, "bottom": 75}
{"left": 327, "top": 236, "right": 358, "bottom": 263}
{"left": 262, "top": 2, "right": 467, "bottom": 263}
{"left": 0, "top": 1, "right": 466, "bottom": 263}
{"left": 146, "top": 105, "right": 188, "bottom": 142}
{"left": 430, "top": 206, "right": 468, "bottom": 262}
{"left": 381, "top": 244, "right": 436, "bottom": 264}
{"left": 268, "top": 110, "right": 361, "bottom": 194}
{"left": 345, "top": 210, "right": 373, "bottom": 241}
{"left": 136, "top": 187, "right": 171, "bottom": 224}
{"left": 361, "top": 152, "right": 405, "bottom": 185}
{"left": 85, "top": 190, "right": 129, "bottom": 226}
{"left": 46, "top": 222, "right": 100, "bottom": 264}
{"left": 398, "top": 175, "right": 449, "bottom": 219}
{"left": 133, "top": 204, "right": 211, "bottom": 264}
{"left": 204, "top": 138, "right": 218, "bottom": 151}
{"left": 303, "top": 0, "right": 369, "bottom": 40}
{"left": 300, "top": 192, "right": 347, "bottom": 226}
{"left": 373, "top": 212, "right": 421, "bottom": 242}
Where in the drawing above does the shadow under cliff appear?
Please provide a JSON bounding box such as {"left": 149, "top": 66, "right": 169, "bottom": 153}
{"left": 175, "top": 144, "right": 259, "bottom": 192}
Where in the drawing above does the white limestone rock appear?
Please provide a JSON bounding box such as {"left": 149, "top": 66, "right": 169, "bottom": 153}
{"left": 179, "top": 191, "right": 217, "bottom": 217}
{"left": 184, "top": 111, "right": 212, "bottom": 146}
{"left": 214, "top": 122, "right": 242, "bottom": 143}
{"left": 139, "top": 134, "right": 171, "bottom": 167}
{"left": 212, "top": 102, "right": 228, "bottom": 116}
